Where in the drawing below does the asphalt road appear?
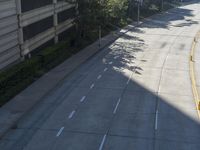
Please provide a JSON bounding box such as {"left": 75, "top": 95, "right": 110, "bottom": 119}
{"left": 1, "top": 2, "right": 200, "bottom": 150}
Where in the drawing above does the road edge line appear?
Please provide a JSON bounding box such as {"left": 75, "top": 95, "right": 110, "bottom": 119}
{"left": 189, "top": 31, "right": 200, "bottom": 119}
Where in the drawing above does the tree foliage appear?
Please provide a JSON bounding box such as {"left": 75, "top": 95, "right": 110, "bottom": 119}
{"left": 75, "top": 0, "right": 178, "bottom": 39}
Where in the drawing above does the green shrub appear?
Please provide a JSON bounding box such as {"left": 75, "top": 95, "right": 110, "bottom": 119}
{"left": 0, "top": 41, "right": 72, "bottom": 107}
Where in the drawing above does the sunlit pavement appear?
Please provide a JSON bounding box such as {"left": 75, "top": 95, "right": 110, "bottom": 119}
{"left": 1, "top": 2, "right": 200, "bottom": 150}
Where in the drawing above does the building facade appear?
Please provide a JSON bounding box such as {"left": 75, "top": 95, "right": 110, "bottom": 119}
{"left": 0, "top": 0, "right": 20, "bottom": 70}
{"left": 0, "top": 0, "right": 77, "bottom": 70}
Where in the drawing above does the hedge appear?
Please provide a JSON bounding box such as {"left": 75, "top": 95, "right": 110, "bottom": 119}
{"left": 0, "top": 41, "right": 73, "bottom": 106}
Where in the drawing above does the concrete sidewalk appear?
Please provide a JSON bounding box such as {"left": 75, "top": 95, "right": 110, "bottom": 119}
{"left": 0, "top": 20, "right": 141, "bottom": 138}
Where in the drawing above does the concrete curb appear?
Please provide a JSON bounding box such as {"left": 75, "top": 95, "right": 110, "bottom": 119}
{"left": 195, "top": 38, "right": 200, "bottom": 105}
{"left": 189, "top": 31, "right": 200, "bottom": 118}
{"left": 0, "top": 1, "right": 191, "bottom": 138}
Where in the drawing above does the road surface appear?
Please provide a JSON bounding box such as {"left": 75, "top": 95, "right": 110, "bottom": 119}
{"left": 1, "top": 2, "right": 200, "bottom": 150}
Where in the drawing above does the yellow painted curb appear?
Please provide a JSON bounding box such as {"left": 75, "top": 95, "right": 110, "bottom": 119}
{"left": 189, "top": 31, "right": 200, "bottom": 119}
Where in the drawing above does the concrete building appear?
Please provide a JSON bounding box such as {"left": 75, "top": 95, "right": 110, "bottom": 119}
{"left": 0, "top": 0, "right": 77, "bottom": 70}
{"left": 0, "top": 0, "right": 20, "bottom": 70}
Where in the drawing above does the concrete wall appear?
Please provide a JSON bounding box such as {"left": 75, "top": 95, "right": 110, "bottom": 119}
{"left": 19, "top": 0, "right": 77, "bottom": 56}
{"left": 0, "top": 0, "right": 20, "bottom": 70}
{"left": 0, "top": 0, "right": 77, "bottom": 70}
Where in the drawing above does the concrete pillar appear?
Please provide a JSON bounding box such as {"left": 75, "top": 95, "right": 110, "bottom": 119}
{"left": 75, "top": 0, "right": 79, "bottom": 14}
{"left": 53, "top": 0, "right": 58, "bottom": 44}
{"left": 15, "top": 0, "right": 25, "bottom": 59}
{"left": 15, "top": 0, "right": 21, "bottom": 14}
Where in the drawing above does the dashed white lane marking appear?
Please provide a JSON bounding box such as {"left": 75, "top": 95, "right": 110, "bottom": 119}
{"left": 155, "top": 110, "right": 159, "bottom": 130}
{"left": 97, "top": 75, "right": 102, "bottom": 80}
{"left": 109, "top": 61, "right": 113, "bottom": 65}
{"left": 104, "top": 68, "right": 108, "bottom": 72}
{"left": 126, "top": 75, "right": 131, "bottom": 84}
{"left": 114, "top": 56, "right": 119, "bottom": 59}
{"left": 90, "top": 83, "right": 95, "bottom": 89}
{"left": 56, "top": 127, "right": 65, "bottom": 137}
{"left": 113, "top": 98, "right": 121, "bottom": 114}
{"left": 80, "top": 96, "right": 86, "bottom": 102}
{"left": 99, "top": 134, "right": 107, "bottom": 150}
{"left": 68, "top": 110, "right": 76, "bottom": 119}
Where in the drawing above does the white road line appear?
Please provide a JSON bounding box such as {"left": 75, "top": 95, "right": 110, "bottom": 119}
{"left": 113, "top": 98, "right": 121, "bottom": 114}
{"left": 90, "top": 83, "right": 95, "bottom": 89}
{"left": 80, "top": 96, "right": 86, "bottom": 102}
{"left": 155, "top": 110, "right": 159, "bottom": 130}
{"left": 104, "top": 68, "right": 108, "bottom": 72}
{"left": 109, "top": 61, "right": 113, "bottom": 65}
{"left": 126, "top": 75, "right": 131, "bottom": 84}
{"left": 97, "top": 75, "right": 102, "bottom": 80}
{"left": 99, "top": 134, "right": 107, "bottom": 150}
{"left": 56, "top": 127, "right": 65, "bottom": 137}
{"left": 68, "top": 110, "right": 76, "bottom": 119}
{"left": 114, "top": 56, "right": 119, "bottom": 59}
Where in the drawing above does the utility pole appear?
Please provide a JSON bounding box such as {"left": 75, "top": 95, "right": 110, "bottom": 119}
{"left": 99, "top": 25, "right": 102, "bottom": 48}
{"left": 98, "top": 0, "right": 102, "bottom": 48}
{"left": 161, "top": 0, "right": 164, "bottom": 11}
{"left": 136, "top": 0, "right": 143, "bottom": 24}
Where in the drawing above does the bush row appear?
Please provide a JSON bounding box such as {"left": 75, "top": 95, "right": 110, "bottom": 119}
{"left": 0, "top": 41, "right": 73, "bottom": 106}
